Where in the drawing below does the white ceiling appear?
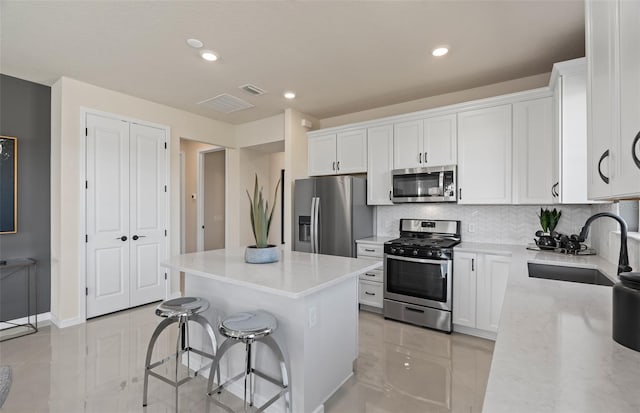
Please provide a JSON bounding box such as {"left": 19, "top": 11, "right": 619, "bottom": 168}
{"left": 0, "top": 1, "right": 585, "bottom": 124}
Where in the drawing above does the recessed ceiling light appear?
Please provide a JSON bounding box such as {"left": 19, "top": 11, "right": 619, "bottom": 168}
{"left": 432, "top": 47, "right": 449, "bottom": 57}
{"left": 186, "top": 38, "right": 203, "bottom": 49}
{"left": 200, "top": 50, "right": 218, "bottom": 62}
{"left": 284, "top": 91, "right": 296, "bottom": 99}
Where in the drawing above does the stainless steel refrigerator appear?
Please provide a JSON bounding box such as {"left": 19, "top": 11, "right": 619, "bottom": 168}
{"left": 293, "top": 176, "right": 374, "bottom": 257}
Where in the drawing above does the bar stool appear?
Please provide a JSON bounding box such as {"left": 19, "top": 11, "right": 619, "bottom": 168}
{"left": 207, "top": 311, "right": 291, "bottom": 413}
{"left": 143, "top": 297, "right": 220, "bottom": 411}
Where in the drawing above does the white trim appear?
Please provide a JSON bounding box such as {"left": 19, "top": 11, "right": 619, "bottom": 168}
{"left": 307, "top": 87, "right": 553, "bottom": 137}
{"left": 453, "top": 324, "right": 497, "bottom": 341}
{"left": 196, "top": 146, "right": 224, "bottom": 252}
{"left": 0, "top": 312, "right": 51, "bottom": 330}
{"left": 80, "top": 107, "right": 171, "bottom": 324}
{"left": 180, "top": 151, "right": 186, "bottom": 254}
{"left": 50, "top": 313, "right": 84, "bottom": 329}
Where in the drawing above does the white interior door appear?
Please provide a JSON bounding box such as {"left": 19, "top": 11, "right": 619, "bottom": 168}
{"left": 86, "top": 113, "right": 131, "bottom": 318}
{"left": 129, "top": 122, "right": 167, "bottom": 307}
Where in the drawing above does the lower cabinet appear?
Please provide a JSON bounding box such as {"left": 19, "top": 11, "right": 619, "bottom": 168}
{"left": 453, "top": 251, "right": 511, "bottom": 338}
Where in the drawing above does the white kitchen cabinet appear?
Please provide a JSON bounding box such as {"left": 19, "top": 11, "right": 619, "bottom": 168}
{"left": 457, "top": 105, "right": 512, "bottom": 204}
{"left": 367, "top": 124, "right": 394, "bottom": 205}
{"left": 424, "top": 114, "right": 457, "bottom": 167}
{"left": 356, "top": 240, "right": 385, "bottom": 311}
{"left": 512, "top": 97, "right": 554, "bottom": 204}
{"left": 476, "top": 254, "right": 510, "bottom": 333}
{"left": 550, "top": 59, "right": 591, "bottom": 204}
{"left": 586, "top": 0, "right": 640, "bottom": 199}
{"left": 393, "top": 115, "right": 457, "bottom": 170}
{"left": 453, "top": 251, "right": 511, "bottom": 338}
{"left": 308, "top": 129, "right": 367, "bottom": 176}
{"left": 452, "top": 252, "right": 477, "bottom": 328}
{"left": 393, "top": 119, "right": 423, "bottom": 169}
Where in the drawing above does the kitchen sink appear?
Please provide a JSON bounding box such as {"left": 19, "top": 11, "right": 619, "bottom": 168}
{"left": 527, "top": 263, "right": 614, "bottom": 287}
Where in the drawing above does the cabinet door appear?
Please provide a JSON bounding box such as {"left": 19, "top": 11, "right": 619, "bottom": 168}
{"left": 308, "top": 133, "right": 337, "bottom": 176}
{"left": 393, "top": 120, "right": 423, "bottom": 169}
{"left": 423, "top": 114, "right": 457, "bottom": 167}
{"left": 453, "top": 252, "right": 477, "bottom": 328}
{"left": 586, "top": 0, "right": 616, "bottom": 200}
{"left": 476, "top": 254, "right": 510, "bottom": 333}
{"left": 367, "top": 125, "right": 394, "bottom": 205}
{"left": 615, "top": 0, "right": 640, "bottom": 197}
{"left": 551, "top": 82, "right": 561, "bottom": 204}
{"left": 513, "top": 97, "right": 554, "bottom": 204}
{"left": 336, "top": 129, "right": 367, "bottom": 174}
{"left": 458, "top": 105, "right": 512, "bottom": 204}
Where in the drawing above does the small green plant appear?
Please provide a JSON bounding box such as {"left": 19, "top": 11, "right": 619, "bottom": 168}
{"left": 538, "top": 208, "right": 562, "bottom": 233}
{"left": 246, "top": 174, "right": 280, "bottom": 248}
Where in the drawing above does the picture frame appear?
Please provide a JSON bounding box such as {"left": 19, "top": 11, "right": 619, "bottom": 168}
{"left": 0, "top": 135, "right": 17, "bottom": 234}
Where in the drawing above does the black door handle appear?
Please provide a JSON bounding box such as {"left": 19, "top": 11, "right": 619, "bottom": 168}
{"left": 117, "top": 236, "right": 127, "bottom": 241}
{"left": 132, "top": 235, "right": 147, "bottom": 241}
{"left": 632, "top": 131, "right": 640, "bottom": 169}
{"left": 598, "top": 150, "right": 610, "bottom": 184}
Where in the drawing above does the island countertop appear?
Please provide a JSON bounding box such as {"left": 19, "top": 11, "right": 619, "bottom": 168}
{"left": 161, "top": 247, "right": 381, "bottom": 299}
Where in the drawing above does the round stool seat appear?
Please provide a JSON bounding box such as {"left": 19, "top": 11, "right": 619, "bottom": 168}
{"left": 155, "top": 297, "right": 209, "bottom": 318}
{"left": 220, "top": 311, "right": 277, "bottom": 341}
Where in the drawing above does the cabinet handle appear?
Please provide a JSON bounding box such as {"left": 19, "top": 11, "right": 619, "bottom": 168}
{"left": 551, "top": 182, "right": 558, "bottom": 197}
{"left": 424, "top": 152, "right": 428, "bottom": 164}
{"left": 365, "top": 272, "right": 376, "bottom": 277}
{"left": 405, "top": 306, "right": 424, "bottom": 313}
{"left": 459, "top": 188, "right": 462, "bottom": 200}
{"left": 472, "top": 258, "right": 475, "bottom": 271}
{"left": 365, "top": 291, "right": 376, "bottom": 296}
{"left": 364, "top": 248, "right": 375, "bottom": 252}
{"left": 419, "top": 152, "right": 422, "bottom": 163}
{"left": 598, "top": 150, "right": 610, "bottom": 184}
{"left": 332, "top": 161, "right": 336, "bottom": 171}
{"left": 337, "top": 161, "right": 340, "bottom": 170}
{"left": 632, "top": 131, "right": 640, "bottom": 170}
{"left": 389, "top": 190, "right": 392, "bottom": 201}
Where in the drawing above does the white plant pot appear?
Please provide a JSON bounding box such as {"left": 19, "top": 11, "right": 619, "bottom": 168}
{"left": 245, "top": 245, "right": 280, "bottom": 264}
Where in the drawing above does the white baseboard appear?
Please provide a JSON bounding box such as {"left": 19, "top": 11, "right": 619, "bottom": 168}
{"left": 50, "top": 313, "right": 84, "bottom": 328}
{"left": 453, "top": 324, "right": 497, "bottom": 341}
{"left": 0, "top": 312, "right": 51, "bottom": 330}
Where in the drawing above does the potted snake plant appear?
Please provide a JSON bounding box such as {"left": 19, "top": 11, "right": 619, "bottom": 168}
{"left": 245, "top": 174, "right": 281, "bottom": 263}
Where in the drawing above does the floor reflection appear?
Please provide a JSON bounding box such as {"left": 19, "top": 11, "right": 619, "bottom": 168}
{"left": 325, "top": 311, "right": 494, "bottom": 413}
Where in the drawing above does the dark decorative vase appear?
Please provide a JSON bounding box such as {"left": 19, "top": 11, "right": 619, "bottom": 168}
{"left": 535, "top": 235, "right": 556, "bottom": 250}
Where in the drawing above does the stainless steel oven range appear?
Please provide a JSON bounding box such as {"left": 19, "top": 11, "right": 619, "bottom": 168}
{"left": 384, "top": 219, "right": 461, "bottom": 333}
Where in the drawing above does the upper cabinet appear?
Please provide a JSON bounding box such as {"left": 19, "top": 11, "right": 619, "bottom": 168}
{"left": 458, "top": 105, "right": 512, "bottom": 204}
{"left": 550, "top": 59, "right": 591, "bottom": 204}
{"left": 308, "top": 129, "right": 367, "bottom": 176}
{"left": 512, "top": 97, "right": 554, "bottom": 204}
{"left": 393, "top": 115, "right": 457, "bottom": 170}
{"left": 367, "top": 124, "right": 394, "bottom": 205}
{"left": 587, "top": 0, "right": 640, "bottom": 199}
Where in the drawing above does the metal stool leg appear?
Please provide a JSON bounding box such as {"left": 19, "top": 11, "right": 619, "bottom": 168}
{"left": 143, "top": 317, "right": 178, "bottom": 407}
{"left": 257, "top": 335, "right": 291, "bottom": 413}
{"left": 189, "top": 314, "right": 220, "bottom": 383}
{"left": 207, "top": 338, "right": 239, "bottom": 396}
{"left": 174, "top": 316, "right": 185, "bottom": 412}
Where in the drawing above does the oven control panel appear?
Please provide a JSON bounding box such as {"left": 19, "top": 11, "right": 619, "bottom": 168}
{"left": 384, "top": 244, "right": 452, "bottom": 260}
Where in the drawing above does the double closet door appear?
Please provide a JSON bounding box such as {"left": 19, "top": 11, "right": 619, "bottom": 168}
{"left": 85, "top": 113, "right": 168, "bottom": 318}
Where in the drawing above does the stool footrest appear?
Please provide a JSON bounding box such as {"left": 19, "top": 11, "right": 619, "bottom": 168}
{"left": 148, "top": 370, "right": 193, "bottom": 387}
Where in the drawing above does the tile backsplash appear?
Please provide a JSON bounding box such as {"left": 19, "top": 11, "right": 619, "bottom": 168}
{"left": 376, "top": 204, "right": 594, "bottom": 245}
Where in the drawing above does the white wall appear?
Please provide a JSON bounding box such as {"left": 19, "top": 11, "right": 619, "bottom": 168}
{"left": 376, "top": 204, "right": 594, "bottom": 245}
{"left": 50, "top": 76, "right": 235, "bottom": 325}
{"left": 235, "top": 113, "right": 284, "bottom": 147}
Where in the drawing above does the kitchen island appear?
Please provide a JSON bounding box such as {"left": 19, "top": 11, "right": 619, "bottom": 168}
{"left": 161, "top": 247, "right": 381, "bottom": 413}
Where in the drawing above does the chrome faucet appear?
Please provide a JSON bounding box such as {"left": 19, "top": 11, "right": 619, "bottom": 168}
{"left": 577, "top": 212, "right": 632, "bottom": 275}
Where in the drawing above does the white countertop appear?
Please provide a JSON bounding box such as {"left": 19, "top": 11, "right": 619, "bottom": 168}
{"left": 161, "top": 247, "right": 381, "bottom": 299}
{"left": 458, "top": 243, "right": 640, "bottom": 412}
{"left": 356, "top": 236, "right": 396, "bottom": 244}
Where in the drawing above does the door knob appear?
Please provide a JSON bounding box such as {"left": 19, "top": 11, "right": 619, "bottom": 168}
{"left": 132, "top": 235, "right": 147, "bottom": 241}
{"left": 117, "top": 236, "right": 127, "bottom": 241}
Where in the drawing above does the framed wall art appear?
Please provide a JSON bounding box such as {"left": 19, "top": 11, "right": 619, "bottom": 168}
{"left": 0, "top": 136, "right": 17, "bottom": 234}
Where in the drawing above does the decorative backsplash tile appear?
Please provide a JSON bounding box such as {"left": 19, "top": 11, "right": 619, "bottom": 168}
{"left": 376, "top": 204, "right": 595, "bottom": 245}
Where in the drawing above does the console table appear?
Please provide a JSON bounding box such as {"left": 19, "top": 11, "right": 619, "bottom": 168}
{"left": 0, "top": 258, "right": 38, "bottom": 341}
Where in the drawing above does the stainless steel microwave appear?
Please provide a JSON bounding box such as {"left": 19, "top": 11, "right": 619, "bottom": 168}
{"left": 391, "top": 165, "right": 457, "bottom": 203}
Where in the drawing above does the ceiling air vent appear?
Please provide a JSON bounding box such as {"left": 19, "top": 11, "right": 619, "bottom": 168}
{"left": 198, "top": 93, "right": 255, "bottom": 114}
{"left": 239, "top": 84, "right": 267, "bottom": 96}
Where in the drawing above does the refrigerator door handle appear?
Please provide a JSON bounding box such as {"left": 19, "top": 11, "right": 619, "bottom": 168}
{"left": 310, "top": 197, "right": 317, "bottom": 253}
{"left": 314, "top": 197, "right": 320, "bottom": 253}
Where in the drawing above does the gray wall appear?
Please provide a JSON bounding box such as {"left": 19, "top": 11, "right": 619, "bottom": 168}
{"left": 0, "top": 74, "right": 51, "bottom": 321}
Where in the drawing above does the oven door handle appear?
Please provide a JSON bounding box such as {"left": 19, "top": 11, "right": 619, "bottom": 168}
{"left": 386, "top": 254, "right": 449, "bottom": 266}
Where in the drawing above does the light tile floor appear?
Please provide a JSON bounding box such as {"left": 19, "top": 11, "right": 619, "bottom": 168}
{"left": 0, "top": 305, "right": 493, "bottom": 412}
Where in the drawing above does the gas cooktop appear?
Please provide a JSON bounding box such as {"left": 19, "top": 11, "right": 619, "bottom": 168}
{"left": 387, "top": 237, "right": 460, "bottom": 249}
